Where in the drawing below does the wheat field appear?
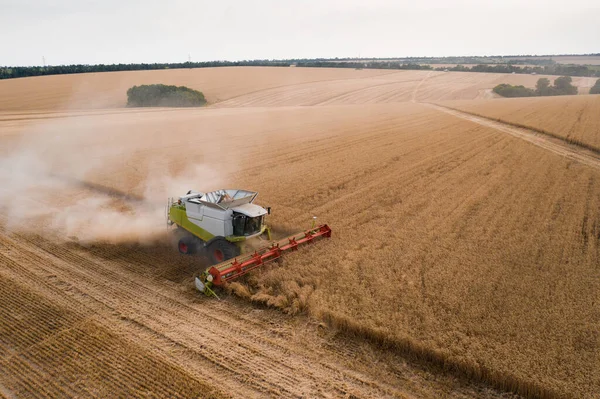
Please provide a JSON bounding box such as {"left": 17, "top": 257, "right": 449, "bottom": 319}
{"left": 241, "top": 104, "right": 600, "bottom": 398}
{"left": 0, "top": 66, "right": 593, "bottom": 111}
{"left": 447, "top": 94, "right": 600, "bottom": 149}
{"left": 1, "top": 67, "right": 598, "bottom": 398}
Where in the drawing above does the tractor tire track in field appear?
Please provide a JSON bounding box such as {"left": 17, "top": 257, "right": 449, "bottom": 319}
{"left": 214, "top": 71, "right": 402, "bottom": 107}
{"left": 410, "top": 70, "right": 435, "bottom": 103}
{"left": 425, "top": 103, "right": 600, "bottom": 170}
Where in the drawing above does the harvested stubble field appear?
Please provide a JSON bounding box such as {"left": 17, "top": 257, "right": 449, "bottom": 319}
{"left": 0, "top": 67, "right": 598, "bottom": 399}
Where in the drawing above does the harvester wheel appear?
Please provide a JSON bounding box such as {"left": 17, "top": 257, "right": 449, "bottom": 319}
{"left": 178, "top": 236, "right": 198, "bottom": 255}
{"left": 206, "top": 239, "right": 239, "bottom": 264}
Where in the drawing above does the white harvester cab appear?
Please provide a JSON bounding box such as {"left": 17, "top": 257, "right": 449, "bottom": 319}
{"left": 167, "top": 189, "right": 271, "bottom": 263}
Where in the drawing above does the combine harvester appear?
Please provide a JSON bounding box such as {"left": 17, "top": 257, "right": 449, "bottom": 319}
{"left": 167, "top": 189, "right": 331, "bottom": 297}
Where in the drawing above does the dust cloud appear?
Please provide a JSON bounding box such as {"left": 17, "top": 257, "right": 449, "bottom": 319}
{"left": 54, "top": 164, "right": 223, "bottom": 245}
{"left": 0, "top": 112, "right": 225, "bottom": 245}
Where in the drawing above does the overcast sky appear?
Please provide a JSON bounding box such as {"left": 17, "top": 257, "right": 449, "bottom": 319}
{"left": 1, "top": 0, "right": 598, "bottom": 66}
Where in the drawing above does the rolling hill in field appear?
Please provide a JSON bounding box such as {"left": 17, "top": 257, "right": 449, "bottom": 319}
{"left": 0, "top": 66, "right": 594, "bottom": 111}
{"left": 1, "top": 67, "right": 599, "bottom": 399}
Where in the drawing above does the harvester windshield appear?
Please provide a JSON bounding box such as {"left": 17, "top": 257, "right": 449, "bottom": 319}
{"left": 233, "top": 214, "right": 264, "bottom": 236}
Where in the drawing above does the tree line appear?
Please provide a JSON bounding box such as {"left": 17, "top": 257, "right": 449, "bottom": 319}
{"left": 0, "top": 60, "right": 289, "bottom": 80}
{"left": 297, "top": 61, "right": 434, "bottom": 70}
{"left": 492, "top": 76, "right": 592, "bottom": 98}
{"left": 2, "top": 59, "right": 600, "bottom": 81}
{"left": 439, "top": 63, "right": 600, "bottom": 77}
{"left": 296, "top": 61, "right": 600, "bottom": 77}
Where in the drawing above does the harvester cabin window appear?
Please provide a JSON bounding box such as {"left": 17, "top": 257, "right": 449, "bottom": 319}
{"left": 233, "top": 215, "right": 245, "bottom": 236}
{"left": 233, "top": 214, "right": 263, "bottom": 236}
{"left": 245, "top": 216, "right": 262, "bottom": 235}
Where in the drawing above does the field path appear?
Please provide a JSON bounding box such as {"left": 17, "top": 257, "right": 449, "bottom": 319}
{"left": 425, "top": 103, "right": 600, "bottom": 170}
{"left": 411, "top": 70, "right": 435, "bottom": 102}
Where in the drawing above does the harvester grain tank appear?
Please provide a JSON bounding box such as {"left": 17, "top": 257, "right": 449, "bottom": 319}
{"left": 167, "top": 189, "right": 331, "bottom": 297}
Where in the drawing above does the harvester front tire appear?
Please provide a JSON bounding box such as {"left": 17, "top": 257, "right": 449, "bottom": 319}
{"left": 178, "top": 236, "right": 198, "bottom": 255}
{"left": 207, "top": 239, "right": 239, "bottom": 264}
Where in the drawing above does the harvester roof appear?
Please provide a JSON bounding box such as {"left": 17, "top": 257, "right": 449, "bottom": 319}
{"left": 181, "top": 189, "right": 258, "bottom": 210}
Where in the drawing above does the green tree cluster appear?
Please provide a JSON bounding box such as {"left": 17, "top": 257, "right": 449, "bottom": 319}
{"left": 551, "top": 76, "right": 578, "bottom": 95}
{"left": 494, "top": 76, "right": 579, "bottom": 98}
{"left": 126, "top": 84, "right": 206, "bottom": 107}
{"left": 492, "top": 84, "right": 536, "bottom": 97}
{"left": 590, "top": 79, "right": 600, "bottom": 94}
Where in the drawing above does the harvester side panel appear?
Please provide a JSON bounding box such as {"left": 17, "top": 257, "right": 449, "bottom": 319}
{"left": 169, "top": 206, "right": 216, "bottom": 242}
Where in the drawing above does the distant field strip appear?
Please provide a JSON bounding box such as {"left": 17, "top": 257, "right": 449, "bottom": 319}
{"left": 426, "top": 103, "right": 600, "bottom": 170}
